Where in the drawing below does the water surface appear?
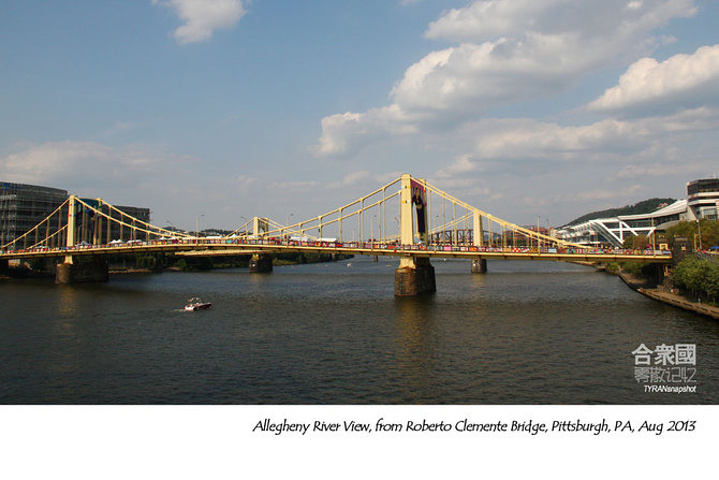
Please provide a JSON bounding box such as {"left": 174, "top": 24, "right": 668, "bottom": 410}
{"left": 1, "top": 258, "right": 717, "bottom": 404}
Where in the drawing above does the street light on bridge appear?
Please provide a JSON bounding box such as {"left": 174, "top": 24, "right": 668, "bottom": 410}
{"left": 195, "top": 214, "right": 204, "bottom": 237}
{"left": 286, "top": 213, "right": 294, "bottom": 235}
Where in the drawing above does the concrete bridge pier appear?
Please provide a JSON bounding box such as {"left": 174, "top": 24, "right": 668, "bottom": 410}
{"left": 395, "top": 256, "right": 436, "bottom": 296}
{"left": 644, "top": 262, "right": 667, "bottom": 288}
{"left": 56, "top": 258, "right": 109, "bottom": 284}
{"left": 249, "top": 253, "right": 273, "bottom": 273}
{"left": 471, "top": 258, "right": 487, "bottom": 274}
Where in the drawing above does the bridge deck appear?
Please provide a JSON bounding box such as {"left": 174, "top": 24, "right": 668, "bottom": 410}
{"left": 0, "top": 240, "right": 673, "bottom": 263}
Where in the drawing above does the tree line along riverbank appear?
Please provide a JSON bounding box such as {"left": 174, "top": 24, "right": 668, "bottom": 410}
{"left": 603, "top": 255, "right": 719, "bottom": 321}
{"left": 598, "top": 219, "right": 719, "bottom": 320}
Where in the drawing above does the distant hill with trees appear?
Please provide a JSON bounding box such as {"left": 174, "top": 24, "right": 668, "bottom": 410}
{"left": 564, "top": 197, "right": 677, "bottom": 226}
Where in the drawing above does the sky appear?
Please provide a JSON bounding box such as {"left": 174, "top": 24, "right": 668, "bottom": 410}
{"left": 1, "top": 0, "right": 719, "bottom": 231}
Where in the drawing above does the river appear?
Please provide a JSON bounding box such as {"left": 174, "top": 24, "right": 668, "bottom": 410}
{"left": 1, "top": 257, "right": 717, "bottom": 404}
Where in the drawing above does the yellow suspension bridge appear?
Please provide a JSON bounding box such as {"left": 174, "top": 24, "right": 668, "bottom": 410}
{"left": 0, "top": 174, "right": 671, "bottom": 295}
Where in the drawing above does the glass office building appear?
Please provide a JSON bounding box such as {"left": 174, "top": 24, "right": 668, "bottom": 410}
{"left": 0, "top": 182, "right": 68, "bottom": 245}
{"left": 1, "top": 182, "right": 151, "bottom": 246}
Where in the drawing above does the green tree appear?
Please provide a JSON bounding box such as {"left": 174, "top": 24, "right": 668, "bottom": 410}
{"left": 700, "top": 219, "right": 719, "bottom": 248}
{"left": 705, "top": 261, "right": 719, "bottom": 301}
{"left": 137, "top": 254, "right": 158, "bottom": 270}
{"left": 672, "top": 255, "right": 719, "bottom": 303}
{"left": 665, "top": 219, "right": 719, "bottom": 249}
{"left": 174, "top": 259, "right": 190, "bottom": 272}
{"left": 633, "top": 234, "right": 649, "bottom": 249}
{"left": 664, "top": 221, "right": 697, "bottom": 246}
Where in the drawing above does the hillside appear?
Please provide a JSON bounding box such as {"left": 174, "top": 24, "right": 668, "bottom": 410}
{"left": 564, "top": 197, "right": 677, "bottom": 226}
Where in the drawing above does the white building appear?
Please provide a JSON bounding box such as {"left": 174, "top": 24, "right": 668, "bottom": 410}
{"left": 557, "top": 178, "right": 719, "bottom": 247}
{"left": 686, "top": 178, "right": 719, "bottom": 221}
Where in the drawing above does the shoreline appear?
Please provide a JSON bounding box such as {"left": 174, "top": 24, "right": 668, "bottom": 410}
{"left": 636, "top": 287, "right": 719, "bottom": 320}
{"left": 609, "top": 267, "right": 719, "bottom": 320}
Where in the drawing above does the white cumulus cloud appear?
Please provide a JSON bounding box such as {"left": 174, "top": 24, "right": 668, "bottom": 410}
{"left": 424, "top": 0, "right": 696, "bottom": 44}
{"left": 588, "top": 44, "right": 719, "bottom": 114}
{"left": 400, "top": 0, "right": 698, "bottom": 115}
{"left": 313, "top": 105, "right": 418, "bottom": 158}
{"left": 314, "top": 0, "right": 698, "bottom": 158}
{"left": 0, "top": 141, "right": 197, "bottom": 196}
{"left": 432, "top": 106, "right": 719, "bottom": 188}
{"left": 390, "top": 33, "right": 596, "bottom": 118}
{"left": 424, "top": 0, "right": 568, "bottom": 42}
{"left": 153, "top": 0, "right": 247, "bottom": 44}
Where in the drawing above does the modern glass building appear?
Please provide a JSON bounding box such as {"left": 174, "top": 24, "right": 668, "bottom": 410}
{"left": 0, "top": 182, "right": 68, "bottom": 245}
{"left": 1, "top": 181, "right": 151, "bottom": 246}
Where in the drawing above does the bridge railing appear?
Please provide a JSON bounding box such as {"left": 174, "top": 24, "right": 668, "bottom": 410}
{"left": 0, "top": 229, "right": 673, "bottom": 261}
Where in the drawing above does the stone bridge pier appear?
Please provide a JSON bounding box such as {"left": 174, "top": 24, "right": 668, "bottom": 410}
{"left": 471, "top": 258, "right": 487, "bottom": 273}
{"left": 395, "top": 256, "right": 436, "bottom": 296}
{"left": 56, "top": 257, "right": 109, "bottom": 284}
{"left": 249, "top": 253, "right": 273, "bottom": 273}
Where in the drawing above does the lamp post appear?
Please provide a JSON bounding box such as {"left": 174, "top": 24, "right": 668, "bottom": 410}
{"left": 239, "top": 216, "right": 247, "bottom": 236}
{"left": 285, "top": 213, "right": 294, "bottom": 237}
{"left": 537, "top": 215, "right": 541, "bottom": 251}
{"left": 697, "top": 219, "right": 703, "bottom": 251}
{"left": 435, "top": 215, "right": 440, "bottom": 244}
{"left": 195, "top": 214, "right": 204, "bottom": 237}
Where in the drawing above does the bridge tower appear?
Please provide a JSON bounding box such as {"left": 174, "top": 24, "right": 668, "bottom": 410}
{"left": 55, "top": 195, "right": 108, "bottom": 284}
{"left": 65, "top": 195, "right": 77, "bottom": 265}
{"left": 249, "top": 216, "right": 273, "bottom": 273}
{"left": 471, "top": 210, "right": 487, "bottom": 274}
{"left": 252, "top": 217, "right": 269, "bottom": 237}
{"left": 395, "top": 174, "right": 436, "bottom": 296}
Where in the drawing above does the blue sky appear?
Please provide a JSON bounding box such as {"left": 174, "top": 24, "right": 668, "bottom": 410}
{"left": 2, "top": 0, "right": 718, "bottom": 231}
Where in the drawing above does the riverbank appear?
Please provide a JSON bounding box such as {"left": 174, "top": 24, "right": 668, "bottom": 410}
{"left": 636, "top": 287, "right": 719, "bottom": 320}
{"left": 611, "top": 267, "right": 719, "bottom": 320}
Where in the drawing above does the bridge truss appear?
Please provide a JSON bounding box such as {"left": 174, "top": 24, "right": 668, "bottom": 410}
{"left": 227, "top": 174, "right": 584, "bottom": 251}
{"left": 1, "top": 174, "right": 670, "bottom": 265}
{"left": 1, "top": 195, "right": 192, "bottom": 254}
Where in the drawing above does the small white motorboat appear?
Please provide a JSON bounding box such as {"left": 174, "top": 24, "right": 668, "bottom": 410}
{"left": 184, "top": 297, "right": 212, "bottom": 311}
